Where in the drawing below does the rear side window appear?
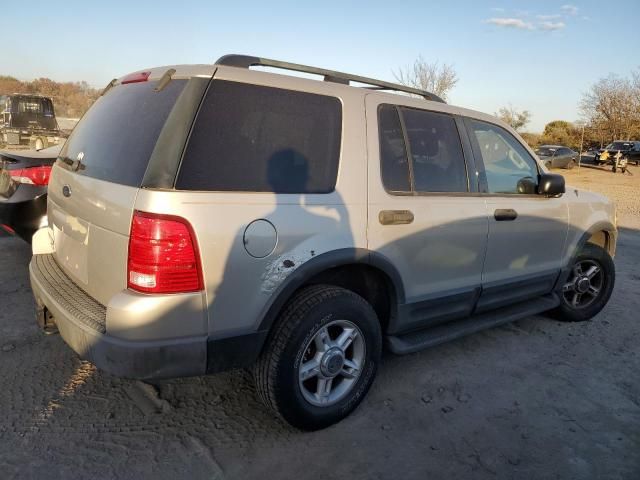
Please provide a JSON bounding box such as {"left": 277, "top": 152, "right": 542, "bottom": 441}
{"left": 378, "top": 104, "right": 468, "bottom": 194}
{"left": 60, "top": 79, "right": 187, "bottom": 187}
{"left": 378, "top": 105, "right": 410, "bottom": 192}
{"left": 176, "top": 80, "right": 342, "bottom": 193}
{"left": 401, "top": 108, "right": 468, "bottom": 193}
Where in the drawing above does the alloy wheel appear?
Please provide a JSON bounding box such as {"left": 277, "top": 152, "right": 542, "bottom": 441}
{"left": 562, "top": 259, "right": 604, "bottom": 309}
{"left": 298, "top": 319, "right": 366, "bottom": 407}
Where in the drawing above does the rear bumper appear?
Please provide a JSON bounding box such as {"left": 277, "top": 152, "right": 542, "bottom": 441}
{"left": 0, "top": 189, "right": 47, "bottom": 241}
{"left": 29, "top": 253, "right": 208, "bottom": 380}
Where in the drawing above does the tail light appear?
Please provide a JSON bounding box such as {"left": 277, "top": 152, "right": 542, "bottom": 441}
{"left": 121, "top": 71, "right": 151, "bottom": 84}
{"left": 127, "top": 211, "right": 203, "bottom": 294}
{"left": 10, "top": 166, "right": 52, "bottom": 186}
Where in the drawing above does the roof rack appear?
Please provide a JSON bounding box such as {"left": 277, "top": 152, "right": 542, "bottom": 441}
{"left": 215, "top": 54, "right": 446, "bottom": 103}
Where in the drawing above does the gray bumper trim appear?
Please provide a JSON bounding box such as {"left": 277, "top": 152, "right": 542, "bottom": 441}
{"left": 29, "top": 255, "right": 207, "bottom": 380}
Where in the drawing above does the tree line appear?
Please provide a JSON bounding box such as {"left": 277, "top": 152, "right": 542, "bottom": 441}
{"left": 0, "top": 75, "right": 100, "bottom": 118}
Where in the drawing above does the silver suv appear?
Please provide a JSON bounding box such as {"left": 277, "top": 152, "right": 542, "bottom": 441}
{"left": 29, "top": 55, "right": 617, "bottom": 430}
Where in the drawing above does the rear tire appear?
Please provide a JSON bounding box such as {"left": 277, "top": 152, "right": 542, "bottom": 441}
{"left": 552, "top": 243, "right": 615, "bottom": 322}
{"left": 254, "top": 285, "right": 382, "bottom": 430}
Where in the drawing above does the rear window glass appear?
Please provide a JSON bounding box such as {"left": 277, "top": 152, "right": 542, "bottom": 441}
{"left": 176, "top": 80, "right": 342, "bottom": 193}
{"left": 401, "top": 108, "right": 468, "bottom": 193}
{"left": 378, "top": 105, "right": 411, "bottom": 192}
{"left": 59, "top": 79, "right": 187, "bottom": 187}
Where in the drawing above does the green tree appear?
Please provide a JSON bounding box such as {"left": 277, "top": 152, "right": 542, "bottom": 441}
{"left": 540, "top": 120, "right": 581, "bottom": 149}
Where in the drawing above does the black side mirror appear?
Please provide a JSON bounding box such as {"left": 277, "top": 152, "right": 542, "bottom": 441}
{"left": 537, "top": 173, "right": 565, "bottom": 196}
{"left": 516, "top": 176, "right": 537, "bottom": 194}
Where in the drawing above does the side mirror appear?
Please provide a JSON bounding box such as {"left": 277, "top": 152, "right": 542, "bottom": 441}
{"left": 537, "top": 173, "right": 565, "bottom": 196}
{"left": 516, "top": 176, "right": 537, "bottom": 194}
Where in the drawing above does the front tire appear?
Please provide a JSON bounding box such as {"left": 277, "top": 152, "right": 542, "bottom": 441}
{"left": 553, "top": 243, "right": 615, "bottom": 322}
{"left": 254, "top": 285, "right": 382, "bottom": 430}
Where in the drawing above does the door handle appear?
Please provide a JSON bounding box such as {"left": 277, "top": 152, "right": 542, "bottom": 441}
{"left": 379, "top": 210, "right": 414, "bottom": 225}
{"left": 494, "top": 208, "right": 518, "bottom": 221}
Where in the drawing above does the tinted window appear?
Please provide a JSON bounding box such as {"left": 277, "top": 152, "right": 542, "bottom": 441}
{"left": 401, "top": 108, "right": 468, "bottom": 192}
{"left": 177, "top": 80, "right": 341, "bottom": 193}
{"left": 378, "top": 105, "right": 410, "bottom": 192}
{"left": 469, "top": 119, "right": 539, "bottom": 194}
{"left": 60, "top": 79, "right": 187, "bottom": 187}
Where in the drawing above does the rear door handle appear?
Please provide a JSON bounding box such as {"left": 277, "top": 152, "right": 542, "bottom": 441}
{"left": 379, "top": 210, "right": 414, "bottom": 225}
{"left": 494, "top": 208, "right": 518, "bottom": 221}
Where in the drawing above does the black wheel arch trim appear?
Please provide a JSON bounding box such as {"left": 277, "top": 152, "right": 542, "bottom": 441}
{"left": 553, "top": 221, "right": 616, "bottom": 291}
{"left": 255, "top": 248, "right": 406, "bottom": 335}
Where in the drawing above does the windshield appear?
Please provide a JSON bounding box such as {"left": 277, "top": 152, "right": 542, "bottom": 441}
{"left": 536, "top": 147, "right": 556, "bottom": 156}
{"left": 606, "top": 142, "right": 632, "bottom": 151}
{"left": 59, "top": 79, "right": 187, "bottom": 187}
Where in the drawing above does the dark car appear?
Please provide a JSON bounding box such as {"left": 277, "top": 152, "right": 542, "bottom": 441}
{"left": 594, "top": 141, "right": 640, "bottom": 166}
{"left": 535, "top": 145, "right": 578, "bottom": 169}
{"left": 0, "top": 94, "right": 61, "bottom": 150}
{"left": 0, "top": 145, "right": 60, "bottom": 241}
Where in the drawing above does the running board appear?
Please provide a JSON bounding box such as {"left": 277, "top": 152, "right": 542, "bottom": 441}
{"left": 386, "top": 294, "right": 560, "bottom": 355}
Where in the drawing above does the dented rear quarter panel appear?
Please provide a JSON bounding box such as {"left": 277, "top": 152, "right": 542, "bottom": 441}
{"left": 134, "top": 68, "right": 368, "bottom": 339}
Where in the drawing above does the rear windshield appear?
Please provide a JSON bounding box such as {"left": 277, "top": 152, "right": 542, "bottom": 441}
{"left": 9, "top": 96, "right": 55, "bottom": 116}
{"left": 59, "top": 79, "right": 187, "bottom": 187}
{"left": 176, "top": 80, "right": 342, "bottom": 193}
{"left": 606, "top": 142, "right": 632, "bottom": 150}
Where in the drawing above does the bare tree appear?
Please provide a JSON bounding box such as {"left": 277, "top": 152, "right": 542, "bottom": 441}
{"left": 580, "top": 73, "right": 640, "bottom": 141}
{"left": 495, "top": 105, "right": 531, "bottom": 132}
{"left": 393, "top": 56, "right": 458, "bottom": 101}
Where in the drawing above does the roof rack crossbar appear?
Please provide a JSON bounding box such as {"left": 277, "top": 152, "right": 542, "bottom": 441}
{"left": 215, "top": 54, "right": 445, "bottom": 103}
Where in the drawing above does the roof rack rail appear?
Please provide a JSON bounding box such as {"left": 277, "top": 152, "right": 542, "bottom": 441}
{"left": 215, "top": 54, "right": 445, "bottom": 103}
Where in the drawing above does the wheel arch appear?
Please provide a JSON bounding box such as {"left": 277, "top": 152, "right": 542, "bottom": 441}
{"left": 256, "top": 248, "right": 405, "bottom": 337}
{"left": 554, "top": 221, "right": 616, "bottom": 292}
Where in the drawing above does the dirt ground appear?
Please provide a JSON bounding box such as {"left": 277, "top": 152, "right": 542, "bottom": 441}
{"left": 0, "top": 162, "right": 638, "bottom": 479}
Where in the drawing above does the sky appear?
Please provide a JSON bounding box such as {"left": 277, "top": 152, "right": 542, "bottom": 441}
{"left": 4, "top": 0, "right": 639, "bottom": 132}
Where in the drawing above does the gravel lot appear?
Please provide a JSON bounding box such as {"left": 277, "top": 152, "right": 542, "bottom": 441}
{"left": 0, "top": 163, "right": 638, "bottom": 479}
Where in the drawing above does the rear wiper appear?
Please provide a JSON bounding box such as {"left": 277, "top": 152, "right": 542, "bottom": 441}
{"left": 56, "top": 155, "right": 84, "bottom": 172}
{"left": 154, "top": 68, "right": 176, "bottom": 92}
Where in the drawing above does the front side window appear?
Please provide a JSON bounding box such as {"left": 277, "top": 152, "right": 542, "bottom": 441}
{"left": 469, "top": 119, "right": 539, "bottom": 194}
{"left": 377, "top": 104, "right": 468, "bottom": 194}
{"left": 177, "top": 81, "right": 342, "bottom": 193}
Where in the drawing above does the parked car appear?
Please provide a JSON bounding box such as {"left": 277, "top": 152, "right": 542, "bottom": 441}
{"left": 0, "top": 94, "right": 61, "bottom": 150}
{"left": 594, "top": 141, "right": 640, "bottom": 166}
{"left": 29, "top": 55, "right": 617, "bottom": 430}
{"left": 0, "top": 145, "right": 60, "bottom": 241}
{"left": 535, "top": 145, "right": 578, "bottom": 169}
